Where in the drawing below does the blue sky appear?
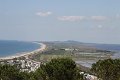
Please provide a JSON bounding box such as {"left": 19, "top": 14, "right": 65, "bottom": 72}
{"left": 0, "top": 0, "right": 120, "bottom": 44}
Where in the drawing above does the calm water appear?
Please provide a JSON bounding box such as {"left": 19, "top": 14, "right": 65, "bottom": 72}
{"left": 76, "top": 44, "right": 120, "bottom": 68}
{"left": 0, "top": 40, "right": 40, "bottom": 57}
{"left": 76, "top": 52, "right": 120, "bottom": 68}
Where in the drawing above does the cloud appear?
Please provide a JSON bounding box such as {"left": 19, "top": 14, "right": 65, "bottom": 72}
{"left": 58, "top": 16, "right": 107, "bottom": 22}
{"left": 97, "top": 25, "right": 103, "bottom": 28}
{"left": 36, "top": 11, "right": 52, "bottom": 17}
{"left": 58, "top": 16, "right": 86, "bottom": 21}
{"left": 116, "top": 14, "right": 120, "bottom": 19}
{"left": 91, "top": 16, "right": 107, "bottom": 21}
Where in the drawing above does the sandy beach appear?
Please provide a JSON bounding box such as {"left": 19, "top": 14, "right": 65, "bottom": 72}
{"left": 0, "top": 42, "right": 46, "bottom": 60}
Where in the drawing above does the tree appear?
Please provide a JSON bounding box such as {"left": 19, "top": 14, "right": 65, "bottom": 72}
{"left": 0, "top": 64, "right": 23, "bottom": 80}
{"left": 91, "top": 59, "right": 120, "bottom": 80}
{"left": 0, "top": 64, "right": 36, "bottom": 80}
{"left": 35, "top": 58, "right": 83, "bottom": 80}
{"left": 0, "top": 58, "right": 84, "bottom": 80}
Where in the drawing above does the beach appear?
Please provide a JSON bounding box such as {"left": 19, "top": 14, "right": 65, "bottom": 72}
{"left": 0, "top": 42, "right": 46, "bottom": 60}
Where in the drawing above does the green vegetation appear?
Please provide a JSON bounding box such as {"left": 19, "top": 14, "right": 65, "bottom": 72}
{"left": 32, "top": 48, "right": 112, "bottom": 63}
{"left": 0, "top": 58, "right": 83, "bottom": 80}
{"left": 31, "top": 42, "right": 113, "bottom": 64}
{"left": 0, "top": 64, "right": 23, "bottom": 80}
{"left": 91, "top": 59, "right": 120, "bottom": 80}
{"left": 35, "top": 58, "right": 83, "bottom": 80}
{"left": 1, "top": 58, "right": 120, "bottom": 80}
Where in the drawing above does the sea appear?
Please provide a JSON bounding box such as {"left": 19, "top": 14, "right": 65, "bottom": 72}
{"left": 0, "top": 40, "right": 40, "bottom": 57}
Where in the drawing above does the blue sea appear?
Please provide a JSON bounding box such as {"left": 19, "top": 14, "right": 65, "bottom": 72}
{"left": 0, "top": 40, "right": 40, "bottom": 57}
{"left": 90, "top": 44, "right": 120, "bottom": 51}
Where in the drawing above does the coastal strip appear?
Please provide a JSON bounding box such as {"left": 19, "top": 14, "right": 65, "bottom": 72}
{"left": 0, "top": 42, "right": 46, "bottom": 60}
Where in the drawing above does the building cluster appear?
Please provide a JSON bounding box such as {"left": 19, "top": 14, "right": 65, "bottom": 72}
{"left": 80, "top": 72, "right": 98, "bottom": 80}
{"left": 0, "top": 58, "right": 41, "bottom": 72}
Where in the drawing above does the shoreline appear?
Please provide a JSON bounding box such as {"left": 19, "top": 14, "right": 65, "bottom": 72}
{"left": 0, "top": 42, "right": 46, "bottom": 60}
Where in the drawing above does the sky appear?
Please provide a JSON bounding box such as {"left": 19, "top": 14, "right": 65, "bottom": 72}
{"left": 0, "top": 0, "right": 120, "bottom": 44}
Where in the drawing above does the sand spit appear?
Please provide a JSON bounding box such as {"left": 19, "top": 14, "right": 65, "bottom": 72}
{"left": 0, "top": 42, "right": 46, "bottom": 60}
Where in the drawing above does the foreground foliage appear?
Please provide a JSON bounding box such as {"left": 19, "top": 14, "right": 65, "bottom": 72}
{"left": 0, "top": 64, "right": 23, "bottom": 80}
{"left": 0, "top": 58, "right": 83, "bottom": 80}
{"left": 35, "top": 58, "right": 83, "bottom": 80}
{"left": 91, "top": 59, "right": 120, "bottom": 80}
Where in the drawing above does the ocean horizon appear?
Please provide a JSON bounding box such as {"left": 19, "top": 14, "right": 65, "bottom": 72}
{"left": 0, "top": 40, "right": 40, "bottom": 57}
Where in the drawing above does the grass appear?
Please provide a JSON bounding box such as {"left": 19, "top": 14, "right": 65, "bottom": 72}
{"left": 33, "top": 50, "right": 111, "bottom": 63}
{"left": 30, "top": 42, "right": 113, "bottom": 68}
